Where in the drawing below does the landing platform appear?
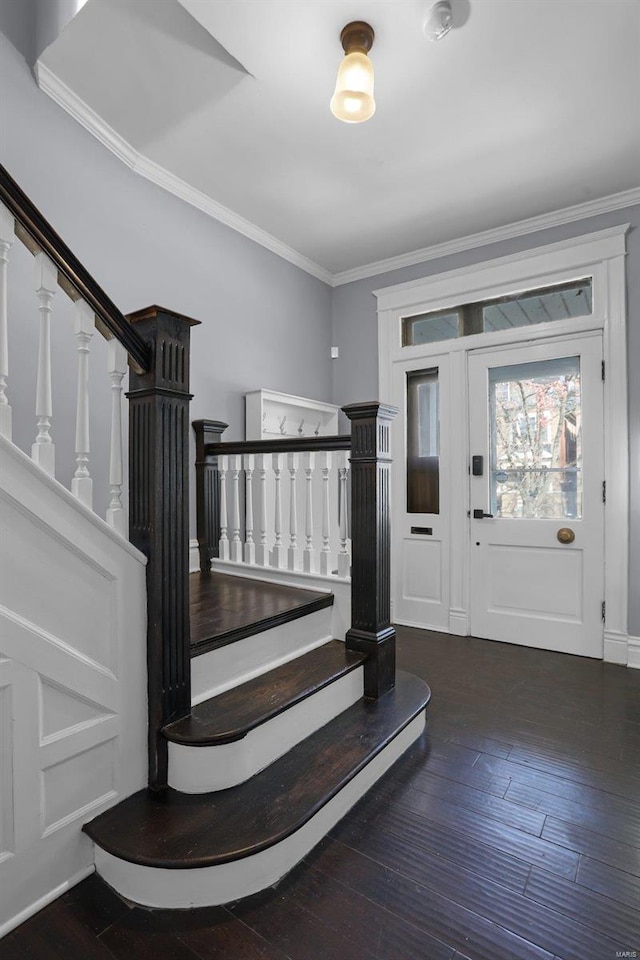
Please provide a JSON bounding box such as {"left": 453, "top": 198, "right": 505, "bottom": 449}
{"left": 189, "top": 571, "right": 334, "bottom": 654}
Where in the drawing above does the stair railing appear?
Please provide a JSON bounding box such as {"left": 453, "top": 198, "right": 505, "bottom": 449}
{"left": 0, "top": 166, "right": 196, "bottom": 790}
{"left": 195, "top": 402, "right": 397, "bottom": 697}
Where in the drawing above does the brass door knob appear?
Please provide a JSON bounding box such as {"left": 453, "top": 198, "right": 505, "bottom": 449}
{"left": 557, "top": 527, "right": 575, "bottom": 544}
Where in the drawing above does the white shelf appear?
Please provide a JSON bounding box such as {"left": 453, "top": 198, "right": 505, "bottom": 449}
{"left": 245, "top": 390, "right": 340, "bottom": 441}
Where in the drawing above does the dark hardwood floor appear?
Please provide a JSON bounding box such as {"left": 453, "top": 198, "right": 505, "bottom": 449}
{"left": 6, "top": 626, "right": 640, "bottom": 960}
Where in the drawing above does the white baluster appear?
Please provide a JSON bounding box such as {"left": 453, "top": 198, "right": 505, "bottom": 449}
{"left": 287, "top": 452, "right": 300, "bottom": 571}
{"left": 32, "top": 253, "right": 57, "bottom": 475}
{"left": 338, "top": 450, "right": 350, "bottom": 578}
{"left": 218, "top": 455, "right": 230, "bottom": 560}
{"left": 319, "top": 450, "right": 332, "bottom": 575}
{"left": 271, "top": 452, "right": 286, "bottom": 568}
{"left": 230, "top": 454, "right": 242, "bottom": 562}
{"left": 71, "top": 300, "right": 95, "bottom": 508}
{"left": 303, "top": 451, "right": 315, "bottom": 573}
{"left": 256, "top": 453, "right": 269, "bottom": 566}
{"left": 244, "top": 454, "right": 256, "bottom": 565}
{"left": 0, "top": 204, "right": 14, "bottom": 440}
{"left": 106, "top": 339, "right": 127, "bottom": 535}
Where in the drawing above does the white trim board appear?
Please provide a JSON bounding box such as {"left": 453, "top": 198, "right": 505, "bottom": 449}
{"left": 35, "top": 63, "right": 640, "bottom": 289}
{"left": 377, "top": 225, "right": 630, "bottom": 666}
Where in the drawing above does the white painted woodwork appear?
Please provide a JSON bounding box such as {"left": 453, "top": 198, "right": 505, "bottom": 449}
{"left": 319, "top": 451, "right": 331, "bottom": 576}
{"left": 0, "top": 204, "right": 14, "bottom": 441}
{"left": 245, "top": 390, "right": 339, "bottom": 441}
{"left": 256, "top": 453, "right": 269, "bottom": 566}
{"left": 170, "top": 665, "right": 363, "bottom": 792}
{"left": 229, "top": 454, "right": 242, "bottom": 563}
{"left": 287, "top": 452, "right": 300, "bottom": 571}
{"left": 378, "top": 226, "right": 629, "bottom": 662}
{"left": 244, "top": 454, "right": 255, "bottom": 565}
{"left": 271, "top": 452, "right": 285, "bottom": 569}
{"left": 71, "top": 300, "right": 95, "bottom": 509}
{"left": 218, "top": 455, "right": 229, "bottom": 560}
{"left": 468, "top": 334, "right": 604, "bottom": 657}
{"left": 31, "top": 253, "right": 57, "bottom": 476}
{"left": 106, "top": 339, "right": 127, "bottom": 536}
{"left": 338, "top": 451, "right": 350, "bottom": 578}
{"left": 191, "top": 605, "right": 333, "bottom": 705}
{"left": 0, "top": 434, "right": 147, "bottom": 936}
{"left": 303, "top": 451, "right": 315, "bottom": 574}
{"left": 95, "top": 712, "right": 426, "bottom": 909}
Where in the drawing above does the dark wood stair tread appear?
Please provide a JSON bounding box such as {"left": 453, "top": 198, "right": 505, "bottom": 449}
{"left": 164, "top": 640, "right": 366, "bottom": 746}
{"left": 84, "top": 671, "right": 430, "bottom": 869}
{"left": 190, "top": 571, "right": 334, "bottom": 656}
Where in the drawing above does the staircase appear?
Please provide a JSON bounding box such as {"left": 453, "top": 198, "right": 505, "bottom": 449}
{"left": 85, "top": 576, "right": 430, "bottom": 907}
{"left": 0, "top": 163, "right": 431, "bottom": 927}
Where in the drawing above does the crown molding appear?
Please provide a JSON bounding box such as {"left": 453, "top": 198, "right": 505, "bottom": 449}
{"left": 331, "top": 187, "right": 640, "bottom": 287}
{"left": 34, "top": 62, "right": 640, "bottom": 292}
{"left": 34, "top": 62, "right": 333, "bottom": 286}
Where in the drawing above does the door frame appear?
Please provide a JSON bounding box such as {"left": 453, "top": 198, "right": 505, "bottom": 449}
{"left": 376, "top": 224, "right": 629, "bottom": 664}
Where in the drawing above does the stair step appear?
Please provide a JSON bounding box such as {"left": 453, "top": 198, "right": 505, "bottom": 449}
{"left": 84, "top": 672, "right": 430, "bottom": 907}
{"left": 166, "top": 640, "right": 365, "bottom": 746}
{"left": 190, "top": 571, "right": 334, "bottom": 656}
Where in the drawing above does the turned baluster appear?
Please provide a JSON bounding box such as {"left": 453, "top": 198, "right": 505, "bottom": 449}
{"left": 256, "top": 453, "right": 269, "bottom": 566}
{"left": 303, "top": 451, "right": 315, "bottom": 573}
{"left": 229, "top": 454, "right": 242, "bottom": 562}
{"left": 106, "top": 339, "right": 127, "bottom": 535}
{"left": 244, "top": 454, "right": 256, "bottom": 565}
{"left": 71, "top": 300, "right": 95, "bottom": 508}
{"left": 218, "top": 455, "right": 230, "bottom": 560}
{"left": 287, "top": 452, "right": 300, "bottom": 571}
{"left": 32, "top": 253, "right": 57, "bottom": 475}
{"left": 0, "top": 204, "right": 13, "bottom": 440}
{"left": 319, "top": 450, "right": 332, "bottom": 575}
{"left": 271, "top": 452, "right": 285, "bottom": 568}
{"left": 338, "top": 449, "right": 350, "bottom": 578}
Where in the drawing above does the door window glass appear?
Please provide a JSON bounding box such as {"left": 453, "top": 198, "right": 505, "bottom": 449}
{"left": 489, "top": 356, "right": 582, "bottom": 518}
{"left": 407, "top": 368, "right": 439, "bottom": 514}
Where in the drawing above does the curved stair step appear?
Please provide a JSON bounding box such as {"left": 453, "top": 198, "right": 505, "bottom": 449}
{"left": 84, "top": 671, "right": 431, "bottom": 909}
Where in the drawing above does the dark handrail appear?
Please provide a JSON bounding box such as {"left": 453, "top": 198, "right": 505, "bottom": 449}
{"left": 0, "top": 164, "right": 151, "bottom": 373}
{"left": 205, "top": 435, "right": 351, "bottom": 457}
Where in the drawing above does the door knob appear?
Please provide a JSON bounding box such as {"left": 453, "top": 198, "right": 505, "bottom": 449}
{"left": 473, "top": 509, "right": 494, "bottom": 519}
{"left": 557, "top": 527, "right": 575, "bottom": 544}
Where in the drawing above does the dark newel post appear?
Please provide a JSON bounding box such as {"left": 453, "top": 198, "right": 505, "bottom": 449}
{"left": 342, "top": 401, "right": 398, "bottom": 699}
{"left": 127, "top": 305, "right": 199, "bottom": 791}
{"left": 193, "top": 419, "right": 228, "bottom": 572}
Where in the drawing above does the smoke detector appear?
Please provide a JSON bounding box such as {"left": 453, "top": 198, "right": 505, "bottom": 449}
{"left": 424, "top": 1, "right": 453, "bottom": 41}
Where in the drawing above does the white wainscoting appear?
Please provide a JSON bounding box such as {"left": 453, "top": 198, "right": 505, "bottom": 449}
{"left": 0, "top": 435, "right": 147, "bottom": 937}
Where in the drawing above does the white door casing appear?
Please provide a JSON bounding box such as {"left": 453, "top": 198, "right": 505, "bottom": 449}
{"left": 377, "top": 225, "right": 629, "bottom": 662}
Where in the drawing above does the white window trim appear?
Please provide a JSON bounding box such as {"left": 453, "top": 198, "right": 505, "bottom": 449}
{"left": 375, "top": 224, "right": 630, "bottom": 666}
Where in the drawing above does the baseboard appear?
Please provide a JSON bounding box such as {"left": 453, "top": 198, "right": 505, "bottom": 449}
{"left": 0, "top": 864, "right": 94, "bottom": 939}
{"left": 448, "top": 609, "right": 469, "bottom": 636}
{"left": 189, "top": 539, "right": 200, "bottom": 573}
{"left": 604, "top": 630, "right": 630, "bottom": 665}
{"left": 627, "top": 636, "right": 640, "bottom": 669}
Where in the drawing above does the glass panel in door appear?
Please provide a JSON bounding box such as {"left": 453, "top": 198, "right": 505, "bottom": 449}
{"left": 406, "top": 368, "right": 439, "bottom": 514}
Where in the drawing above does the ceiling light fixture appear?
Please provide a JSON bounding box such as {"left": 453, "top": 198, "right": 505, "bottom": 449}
{"left": 424, "top": 1, "right": 453, "bottom": 41}
{"left": 330, "top": 21, "right": 376, "bottom": 124}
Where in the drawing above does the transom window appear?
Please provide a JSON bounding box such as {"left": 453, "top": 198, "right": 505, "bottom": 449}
{"left": 402, "top": 278, "right": 593, "bottom": 347}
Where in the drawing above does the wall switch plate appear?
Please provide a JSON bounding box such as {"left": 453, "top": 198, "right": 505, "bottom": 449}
{"left": 330, "top": 346, "right": 339, "bottom": 359}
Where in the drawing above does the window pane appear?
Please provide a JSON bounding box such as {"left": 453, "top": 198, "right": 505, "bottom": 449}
{"left": 489, "top": 357, "right": 582, "bottom": 519}
{"left": 407, "top": 369, "right": 439, "bottom": 514}
{"left": 402, "top": 310, "right": 459, "bottom": 346}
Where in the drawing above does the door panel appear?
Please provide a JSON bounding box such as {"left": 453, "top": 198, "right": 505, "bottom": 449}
{"left": 468, "top": 335, "right": 604, "bottom": 657}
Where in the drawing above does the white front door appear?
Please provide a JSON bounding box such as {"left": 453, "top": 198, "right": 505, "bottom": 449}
{"left": 467, "top": 334, "right": 604, "bottom": 657}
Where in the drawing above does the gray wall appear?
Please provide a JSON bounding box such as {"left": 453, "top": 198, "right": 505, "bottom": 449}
{"left": 331, "top": 207, "right": 640, "bottom": 634}
{"left": 0, "top": 29, "right": 333, "bottom": 530}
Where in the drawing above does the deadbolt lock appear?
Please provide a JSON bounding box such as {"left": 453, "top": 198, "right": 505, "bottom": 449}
{"left": 557, "top": 527, "right": 575, "bottom": 544}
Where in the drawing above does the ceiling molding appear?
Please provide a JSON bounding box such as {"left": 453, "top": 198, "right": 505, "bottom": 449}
{"left": 33, "top": 62, "right": 640, "bottom": 292}
{"left": 331, "top": 188, "right": 640, "bottom": 287}
{"left": 34, "top": 61, "right": 333, "bottom": 286}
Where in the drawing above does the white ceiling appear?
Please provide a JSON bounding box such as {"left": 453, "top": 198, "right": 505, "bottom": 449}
{"left": 40, "top": 0, "right": 640, "bottom": 278}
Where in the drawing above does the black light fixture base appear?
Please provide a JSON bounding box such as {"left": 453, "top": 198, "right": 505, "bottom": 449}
{"left": 340, "top": 21, "right": 374, "bottom": 54}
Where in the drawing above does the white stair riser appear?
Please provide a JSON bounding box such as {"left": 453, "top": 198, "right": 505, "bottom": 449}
{"left": 169, "top": 666, "right": 364, "bottom": 792}
{"left": 94, "top": 711, "right": 426, "bottom": 908}
{"left": 191, "top": 607, "right": 333, "bottom": 705}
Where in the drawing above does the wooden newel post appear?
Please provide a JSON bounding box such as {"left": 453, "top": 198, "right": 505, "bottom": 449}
{"left": 342, "top": 401, "right": 398, "bottom": 699}
{"left": 193, "top": 419, "right": 228, "bottom": 572}
{"left": 127, "top": 305, "right": 199, "bottom": 791}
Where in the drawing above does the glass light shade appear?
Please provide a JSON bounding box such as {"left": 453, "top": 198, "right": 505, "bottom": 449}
{"left": 330, "top": 50, "right": 375, "bottom": 123}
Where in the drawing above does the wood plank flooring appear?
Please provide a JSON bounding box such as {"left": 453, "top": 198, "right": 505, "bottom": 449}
{"left": 6, "top": 626, "right": 640, "bottom": 960}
